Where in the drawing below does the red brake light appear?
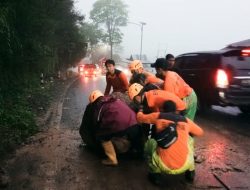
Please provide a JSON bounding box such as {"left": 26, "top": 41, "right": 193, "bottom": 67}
{"left": 216, "top": 69, "right": 229, "bottom": 88}
{"left": 241, "top": 49, "right": 250, "bottom": 56}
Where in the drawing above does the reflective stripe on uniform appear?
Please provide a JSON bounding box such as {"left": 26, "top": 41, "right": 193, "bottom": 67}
{"left": 183, "top": 90, "right": 197, "bottom": 121}
{"left": 144, "top": 137, "right": 195, "bottom": 174}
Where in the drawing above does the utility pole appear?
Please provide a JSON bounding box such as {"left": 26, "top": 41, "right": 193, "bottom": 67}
{"left": 128, "top": 21, "right": 146, "bottom": 60}
{"left": 139, "top": 22, "right": 146, "bottom": 60}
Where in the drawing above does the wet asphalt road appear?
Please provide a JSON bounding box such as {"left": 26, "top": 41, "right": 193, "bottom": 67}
{"left": 60, "top": 75, "right": 250, "bottom": 189}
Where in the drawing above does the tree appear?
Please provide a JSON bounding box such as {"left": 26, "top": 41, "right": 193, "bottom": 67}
{"left": 0, "top": 0, "right": 87, "bottom": 155}
{"left": 90, "top": 0, "right": 128, "bottom": 59}
{"left": 80, "top": 22, "right": 104, "bottom": 50}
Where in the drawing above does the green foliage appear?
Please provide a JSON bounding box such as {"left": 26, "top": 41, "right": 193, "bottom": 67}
{"left": 0, "top": 103, "right": 37, "bottom": 150}
{"left": 80, "top": 22, "right": 104, "bottom": 47}
{"left": 0, "top": 0, "right": 87, "bottom": 156}
{"left": 90, "top": 0, "right": 128, "bottom": 26}
{"left": 0, "top": 0, "right": 87, "bottom": 80}
{"left": 0, "top": 79, "right": 57, "bottom": 157}
{"left": 90, "top": 0, "right": 128, "bottom": 58}
{"left": 0, "top": 89, "right": 37, "bottom": 156}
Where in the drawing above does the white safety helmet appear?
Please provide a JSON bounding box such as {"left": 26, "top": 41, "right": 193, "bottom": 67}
{"left": 128, "top": 60, "right": 143, "bottom": 72}
{"left": 89, "top": 90, "right": 104, "bottom": 103}
{"left": 128, "top": 83, "right": 144, "bottom": 100}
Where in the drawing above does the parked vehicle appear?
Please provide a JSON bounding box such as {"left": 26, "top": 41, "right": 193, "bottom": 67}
{"left": 173, "top": 39, "right": 250, "bottom": 113}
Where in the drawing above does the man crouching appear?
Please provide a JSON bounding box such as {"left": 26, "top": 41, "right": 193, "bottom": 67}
{"left": 80, "top": 90, "right": 142, "bottom": 166}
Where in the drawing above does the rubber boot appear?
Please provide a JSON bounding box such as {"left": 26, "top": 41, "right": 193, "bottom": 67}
{"left": 101, "top": 141, "right": 118, "bottom": 166}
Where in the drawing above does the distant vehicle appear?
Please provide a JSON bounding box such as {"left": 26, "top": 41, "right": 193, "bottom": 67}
{"left": 173, "top": 39, "right": 250, "bottom": 113}
{"left": 78, "top": 64, "right": 85, "bottom": 76}
{"left": 82, "top": 64, "right": 99, "bottom": 77}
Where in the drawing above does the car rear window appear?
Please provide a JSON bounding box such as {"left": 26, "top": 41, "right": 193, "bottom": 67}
{"left": 176, "top": 54, "right": 212, "bottom": 70}
{"left": 223, "top": 50, "right": 242, "bottom": 57}
{"left": 223, "top": 49, "right": 250, "bottom": 58}
{"left": 222, "top": 50, "right": 250, "bottom": 69}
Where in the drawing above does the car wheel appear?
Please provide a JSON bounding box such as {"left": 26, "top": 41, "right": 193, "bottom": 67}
{"left": 239, "top": 106, "right": 250, "bottom": 114}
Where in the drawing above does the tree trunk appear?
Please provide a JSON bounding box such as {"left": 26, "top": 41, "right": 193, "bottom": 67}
{"left": 110, "top": 42, "right": 113, "bottom": 59}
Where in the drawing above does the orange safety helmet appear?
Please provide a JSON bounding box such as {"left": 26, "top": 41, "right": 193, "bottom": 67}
{"left": 128, "top": 83, "right": 144, "bottom": 100}
{"left": 128, "top": 60, "right": 143, "bottom": 71}
{"left": 89, "top": 90, "right": 104, "bottom": 103}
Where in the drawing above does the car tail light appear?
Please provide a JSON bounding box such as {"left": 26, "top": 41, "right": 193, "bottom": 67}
{"left": 80, "top": 67, "right": 84, "bottom": 71}
{"left": 215, "top": 69, "right": 229, "bottom": 88}
{"left": 241, "top": 49, "right": 250, "bottom": 56}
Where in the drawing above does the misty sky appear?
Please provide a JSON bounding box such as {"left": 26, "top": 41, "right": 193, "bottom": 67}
{"left": 74, "top": 0, "right": 250, "bottom": 62}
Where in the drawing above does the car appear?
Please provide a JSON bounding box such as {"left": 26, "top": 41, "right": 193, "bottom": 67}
{"left": 78, "top": 64, "right": 85, "bottom": 76}
{"left": 173, "top": 39, "right": 250, "bottom": 113}
{"left": 82, "top": 64, "right": 99, "bottom": 77}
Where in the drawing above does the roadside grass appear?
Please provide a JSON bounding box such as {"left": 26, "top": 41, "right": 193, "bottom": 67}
{"left": 0, "top": 79, "right": 55, "bottom": 158}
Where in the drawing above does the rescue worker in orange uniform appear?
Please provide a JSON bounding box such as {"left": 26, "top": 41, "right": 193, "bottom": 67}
{"left": 128, "top": 60, "right": 163, "bottom": 85}
{"left": 151, "top": 58, "right": 197, "bottom": 120}
{"left": 129, "top": 73, "right": 162, "bottom": 91}
{"left": 136, "top": 100, "right": 204, "bottom": 186}
{"left": 104, "top": 59, "right": 129, "bottom": 95}
{"left": 128, "top": 83, "right": 186, "bottom": 114}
